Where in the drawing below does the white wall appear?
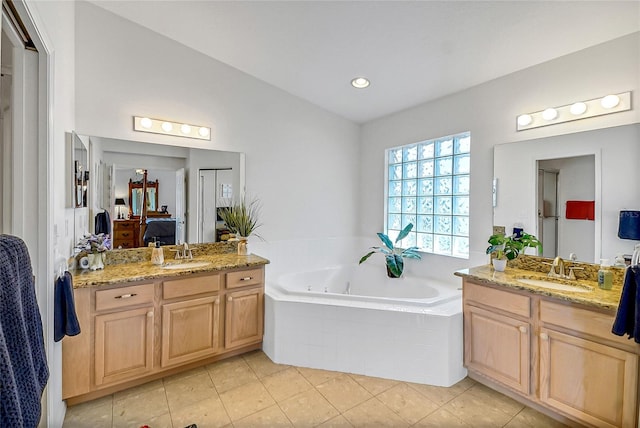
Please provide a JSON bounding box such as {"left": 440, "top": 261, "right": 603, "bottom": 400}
{"left": 74, "top": 2, "right": 360, "bottom": 245}
{"left": 360, "top": 33, "right": 640, "bottom": 283}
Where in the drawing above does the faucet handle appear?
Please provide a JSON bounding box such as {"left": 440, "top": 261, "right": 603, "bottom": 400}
{"left": 567, "top": 266, "right": 584, "bottom": 280}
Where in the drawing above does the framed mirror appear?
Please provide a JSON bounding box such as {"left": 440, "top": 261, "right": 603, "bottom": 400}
{"left": 129, "top": 179, "right": 159, "bottom": 217}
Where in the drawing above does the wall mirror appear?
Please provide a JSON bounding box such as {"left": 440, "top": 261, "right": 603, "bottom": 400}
{"left": 129, "top": 179, "right": 159, "bottom": 217}
{"left": 76, "top": 133, "right": 244, "bottom": 249}
{"left": 493, "top": 123, "right": 639, "bottom": 263}
{"left": 66, "top": 132, "right": 89, "bottom": 208}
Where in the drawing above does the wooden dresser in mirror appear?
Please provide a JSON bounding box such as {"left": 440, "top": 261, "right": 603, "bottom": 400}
{"left": 113, "top": 179, "right": 171, "bottom": 249}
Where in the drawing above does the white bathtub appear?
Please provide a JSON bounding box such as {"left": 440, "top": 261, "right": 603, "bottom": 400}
{"left": 263, "top": 264, "right": 466, "bottom": 387}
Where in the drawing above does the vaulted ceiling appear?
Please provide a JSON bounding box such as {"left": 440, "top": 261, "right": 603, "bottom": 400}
{"left": 91, "top": 1, "right": 640, "bottom": 123}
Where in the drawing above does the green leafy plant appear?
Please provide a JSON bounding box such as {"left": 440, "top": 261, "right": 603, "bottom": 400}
{"left": 359, "top": 223, "right": 422, "bottom": 278}
{"left": 218, "top": 196, "right": 263, "bottom": 239}
{"left": 486, "top": 232, "right": 542, "bottom": 260}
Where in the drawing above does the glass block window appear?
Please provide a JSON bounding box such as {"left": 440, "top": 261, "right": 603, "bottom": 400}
{"left": 386, "top": 132, "right": 470, "bottom": 258}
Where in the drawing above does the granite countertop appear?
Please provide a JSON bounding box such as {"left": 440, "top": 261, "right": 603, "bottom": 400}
{"left": 455, "top": 264, "right": 623, "bottom": 311}
{"left": 71, "top": 253, "right": 269, "bottom": 288}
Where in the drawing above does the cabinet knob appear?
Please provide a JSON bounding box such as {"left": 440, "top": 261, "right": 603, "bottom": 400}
{"left": 228, "top": 296, "right": 233, "bottom": 302}
{"left": 518, "top": 326, "right": 527, "bottom": 333}
{"left": 147, "top": 311, "right": 154, "bottom": 318}
{"left": 540, "top": 332, "right": 549, "bottom": 340}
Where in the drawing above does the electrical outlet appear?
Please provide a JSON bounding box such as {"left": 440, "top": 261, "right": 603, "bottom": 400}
{"left": 493, "top": 225, "right": 506, "bottom": 236}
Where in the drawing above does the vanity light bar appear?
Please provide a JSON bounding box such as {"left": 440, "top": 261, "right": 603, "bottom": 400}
{"left": 133, "top": 116, "right": 211, "bottom": 140}
{"left": 516, "top": 91, "right": 631, "bottom": 132}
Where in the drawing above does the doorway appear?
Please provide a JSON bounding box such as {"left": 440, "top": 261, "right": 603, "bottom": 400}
{"left": 537, "top": 155, "right": 595, "bottom": 261}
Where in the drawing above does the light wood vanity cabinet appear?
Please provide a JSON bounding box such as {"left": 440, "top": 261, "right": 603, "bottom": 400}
{"left": 225, "top": 267, "right": 265, "bottom": 349}
{"left": 161, "top": 274, "right": 222, "bottom": 368}
{"left": 463, "top": 279, "right": 639, "bottom": 428}
{"left": 93, "top": 283, "right": 155, "bottom": 386}
{"left": 63, "top": 265, "right": 265, "bottom": 404}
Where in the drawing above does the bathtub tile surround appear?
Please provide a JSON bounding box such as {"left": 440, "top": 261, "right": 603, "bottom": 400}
{"left": 265, "top": 263, "right": 465, "bottom": 386}
{"left": 63, "top": 351, "right": 568, "bottom": 427}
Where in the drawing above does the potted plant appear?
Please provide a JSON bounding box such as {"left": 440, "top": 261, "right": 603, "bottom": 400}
{"left": 217, "top": 196, "right": 262, "bottom": 255}
{"left": 359, "top": 223, "right": 421, "bottom": 278}
{"left": 486, "top": 231, "right": 542, "bottom": 271}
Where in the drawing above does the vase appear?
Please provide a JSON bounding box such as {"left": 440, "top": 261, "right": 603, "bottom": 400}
{"left": 492, "top": 258, "right": 507, "bottom": 272}
{"left": 385, "top": 265, "right": 402, "bottom": 278}
{"left": 88, "top": 252, "right": 105, "bottom": 271}
{"left": 237, "top": 237, "right": 248, "bottom": 256}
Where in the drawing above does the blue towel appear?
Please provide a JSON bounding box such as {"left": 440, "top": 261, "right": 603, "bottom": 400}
{"left": 612, "top": 266, "right": 640, "bottom": 343}
{"left": 54, "top": 271, "right": 81, "bottom": 342}
{"left": 0, "top": 234, "right": 49, "bottom": 428}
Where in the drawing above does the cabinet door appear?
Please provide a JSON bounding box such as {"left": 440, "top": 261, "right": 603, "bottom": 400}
{"left": 161, "top": 296, "right": 221, "bottom": 367}
{"left": 94, "top": 307, "right": 154, "bottom": 386}
{"left": 225, "top": 287, "right": 264, "bottom": 349}
{"left": 539, "top": 328, "right": 638, "bottom": 428}
{"left": 464, "top": 304, "right": 530, "bottom": 394}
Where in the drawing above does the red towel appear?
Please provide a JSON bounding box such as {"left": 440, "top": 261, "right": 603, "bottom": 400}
{"left": 565, "top": 200, "right": 594, "bottom": 220}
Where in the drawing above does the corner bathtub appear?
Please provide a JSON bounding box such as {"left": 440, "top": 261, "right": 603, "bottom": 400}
{"left": 263, "top": 264, "right": 467, "bottom": 387}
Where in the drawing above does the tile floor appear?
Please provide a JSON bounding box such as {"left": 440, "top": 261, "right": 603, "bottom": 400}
{"left": 63, "top": 351, "right": 568, "bottom": 427}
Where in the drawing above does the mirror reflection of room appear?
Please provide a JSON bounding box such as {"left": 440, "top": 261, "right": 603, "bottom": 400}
{"left": 83, "top": 135, "right": 243, "bottom": 249}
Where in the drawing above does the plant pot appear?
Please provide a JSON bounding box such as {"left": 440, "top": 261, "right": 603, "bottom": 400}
{"left": 386, "top": 265, "right": 402, "bottom": 278}
{"left": 237, "top": 237, "right": 248, "bottom": 256}
{"left": 492, "top": 258, "right": 507, "bottom": 272}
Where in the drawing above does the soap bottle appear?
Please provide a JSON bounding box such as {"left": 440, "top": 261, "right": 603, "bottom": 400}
{"left": 151, "top": 241, "right": 164, "bottom": 265}
{"left": 597, "top": 259, "right": 613, "bottom": 290}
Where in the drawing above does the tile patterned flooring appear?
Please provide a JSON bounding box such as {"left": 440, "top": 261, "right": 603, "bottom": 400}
{"left": 63, "top": 351, "right": 568, "bottom": 427}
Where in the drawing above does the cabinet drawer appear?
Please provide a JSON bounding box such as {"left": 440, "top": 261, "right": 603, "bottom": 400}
{"left": 226, "top": 268, "right": 264, "bottom": 289}
{"left": 163, "top": 274, "right": 220, "bottom": 300}
{"left": 540, "top": 300, "right": 636, "bottom": 349}
{"left": 114, "top": 221, "right": 135, "bottom": 230}
{"left": 95, "top": 283, "right": 155, "bottom": 312}
{"left": 464, "top": 280, "right": 530, "bottom": 318}
{"left": 114, "top": 230, "right": 134, "bottom": 240}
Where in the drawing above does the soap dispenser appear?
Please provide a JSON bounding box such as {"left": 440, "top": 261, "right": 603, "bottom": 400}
{"left": 151, "top": 241, "right": 164, "bottom": 265}
{"left": 597, "top": 259, "right": 613, "bottom": 290}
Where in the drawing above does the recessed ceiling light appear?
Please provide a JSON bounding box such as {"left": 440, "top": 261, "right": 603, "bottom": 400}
{"left": 351, "top": 77, "right": 370, "bottom": 89}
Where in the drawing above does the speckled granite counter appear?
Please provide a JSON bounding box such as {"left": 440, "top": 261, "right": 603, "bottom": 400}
{"left": 71, "top": 253, "right": 269, "bottom": 288}
{"left": 455, "top": 264, "right": 623, "bottom": 311}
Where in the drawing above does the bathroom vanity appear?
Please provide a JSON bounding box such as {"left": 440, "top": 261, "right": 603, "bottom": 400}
{"left": 62, "top": 248, "right": 268, "bottom": 405}
{"left": 457, "top": 261, "right": 639, "bottom": 428}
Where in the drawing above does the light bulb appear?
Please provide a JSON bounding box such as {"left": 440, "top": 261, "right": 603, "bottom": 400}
{"left": 181, "top": 124, "right": 191, "bottom": 134}
{"left": 542, "top": 108, "right": 558, "bottom": 121}
{"left": 140, "top": 117, "right": 153, "bottom": 128}
{"left": 517, "top": 114, "right": 532, "bottom": 127}
{"left": 601, "top": 94, "right": 620, "bottom": 109}
{"left": 570, "top": 102, "right": 587, "bottom": 115}
{"left": 351, "top": 77, "right": 370, "bottom": 89}
{"left": 161, "top": 122, "right": 173, "bottom": 132}
{"left": 198, "top": 127, "right": 210, "bottom": 137}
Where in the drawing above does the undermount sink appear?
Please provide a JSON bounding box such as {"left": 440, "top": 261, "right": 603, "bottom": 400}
{"left": 516, "top": 277, "right": 593, "bottom": 293}
{"left": 162, "top": 261, "right": 211, "bottom": 270}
